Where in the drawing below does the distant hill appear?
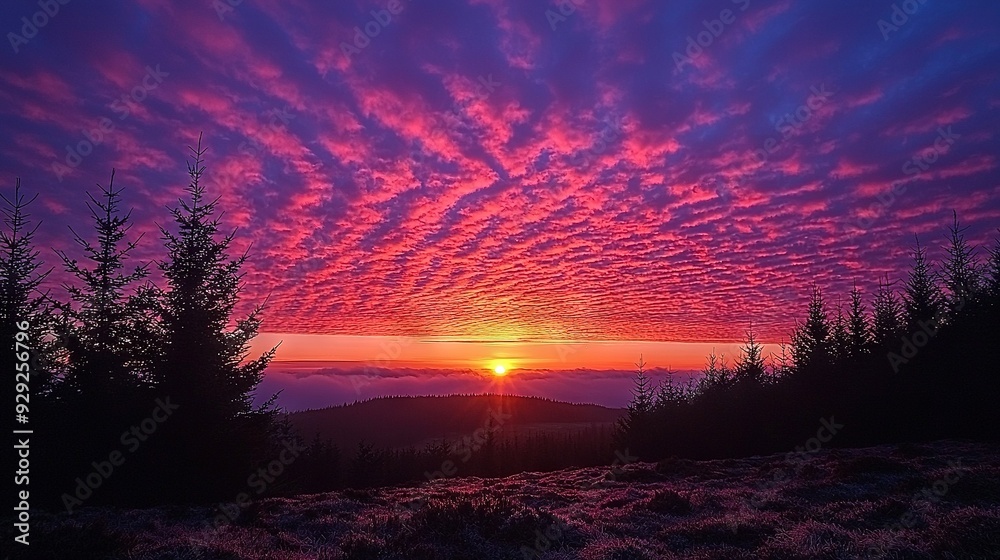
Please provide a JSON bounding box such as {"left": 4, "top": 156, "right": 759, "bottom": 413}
{"left": 286, "top": 394, "right": 624, "bottom": 451}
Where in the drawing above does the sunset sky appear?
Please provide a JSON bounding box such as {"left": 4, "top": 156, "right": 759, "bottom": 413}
{"left": 3, "top": 0, "right": 999, "bottom": 408}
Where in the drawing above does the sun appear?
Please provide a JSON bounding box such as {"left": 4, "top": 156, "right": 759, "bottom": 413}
{"left": 493, "top": 364, "right": 507, "bottom": 376}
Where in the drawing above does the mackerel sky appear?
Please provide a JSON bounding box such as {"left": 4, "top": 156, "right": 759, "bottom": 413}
{"left": 2, "top": 0, "right": 999, "bottom": 346}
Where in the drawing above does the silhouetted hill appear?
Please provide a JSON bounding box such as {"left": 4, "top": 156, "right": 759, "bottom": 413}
{"left": 287, "top": 394, "right": 624, "bottom": 451}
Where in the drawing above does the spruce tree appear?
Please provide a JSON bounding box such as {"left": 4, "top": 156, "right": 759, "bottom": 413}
{"left": 734, "top": 322, "right": 766, "bottom": 385}
{"left": 698, "top": 350, "right": 732, "bottom": 393}
{"left": 1, "top": 181, "right": 54, "bottom": 388}
{"left": 941, "top": 212, "right": 981, "bottom": 315}
{"left": 903, "top": 236, "right": 943, "bottom": 331}
{"left": 625, "top": 356, "right": 654, "bottom": 416}
{"left": 2, "top": 181, "right": 58, "bottom": 439}
{"left": 872, "top": 275, "right": 904, "bottom": 349}
{"left": 987, "top": 231, "right": 1000, "bottom": 309}
{"left": 1, "top": 181, "right": 47, "bottom": 318}
{"left": 55, "top": 172, "right": 156, "bottom": 407}
{"left": 154, "top": 136, "right": 279, "bottom": 499}
{"left": 616, "top": 356, "right": 654, "bottom": 455}
{"left": 846, "top": 282, "right": 870, "bottom": 358}
{"left": 2, "top": 180, "right": 57, "bottom": 507}
{"left": 768, "top": 338, "right": 794, "bottom": 378}
{"left": 791, "top": 287, "right": 831, "bottom": 372}
{"left": 655, "top": 370, "right": 688, "bottom": 409}
{"left": 830, "top": 298, "right": 849, "bottom": 363}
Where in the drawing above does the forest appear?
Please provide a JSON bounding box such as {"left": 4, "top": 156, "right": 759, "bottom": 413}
{"left": 3, "top": 140, "right": 998, "bottom": 511}
{"left": 616, "top": 214, "right": 1000, "bottom": 461}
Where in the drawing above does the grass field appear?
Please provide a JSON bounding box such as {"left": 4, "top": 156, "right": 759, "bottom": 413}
{"left": 10, "top": 440, "right": 1000, "bottom": 559}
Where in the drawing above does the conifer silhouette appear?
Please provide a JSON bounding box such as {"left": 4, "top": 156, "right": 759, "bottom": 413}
{"left": 791, "top": 287, "right": 831, "bottom": 372}
{"left": 941, "top": 212, "right": 981, "bottom": 315}
{"left": 55, "top": 171, "right": 156, "bottom": 408}
{"left": 846, "top": 282, "right": 870, "bottom": 358}
{"left": 871, "top": 275, "right": 904, "bottom": 350}
{"left": 902, "top": 236, "right": 943, "bottom": 330}
{"left": 152, "top": 136, "right": 280, "bottom": 500}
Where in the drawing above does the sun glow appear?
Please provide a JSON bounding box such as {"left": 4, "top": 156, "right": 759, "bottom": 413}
{"left": 493, "top": 364, "right": 507, "bottom": 376}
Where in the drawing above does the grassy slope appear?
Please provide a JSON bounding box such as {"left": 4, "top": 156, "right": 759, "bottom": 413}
{"left": 14, "top": 440, "right": 1000, "bottom": 560}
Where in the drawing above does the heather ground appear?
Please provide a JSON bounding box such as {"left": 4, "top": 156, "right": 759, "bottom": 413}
{"left": 10, "top": 440, "right": 1000, "bottom": 559}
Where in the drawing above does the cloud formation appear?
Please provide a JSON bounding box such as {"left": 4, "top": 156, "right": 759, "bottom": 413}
{"left": 2, "top": 0, "right": 999, "bottom": 343}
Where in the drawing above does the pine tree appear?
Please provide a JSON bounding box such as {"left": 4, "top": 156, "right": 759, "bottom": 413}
{"left": 616, "top": 355, "right": 654, "bottom": 454}
{"left": 846, "top": 282, "right": 870, "bottom": 358}
{"left": 768, "top": 338, "right": 794, "bottom": 378}
{"left": 872, "top": 275, "right": 904, "bottom": 349}
{"left": 791, "top": 287, "right": 831, "bottom": 372}
{"left": 1, "top": 181, "right": 57, "bottom": 415}
{"left": 54, "top": 172, "right": 156, "bottom": 406}
{"left": 941, "top": 212, "right": 981, "bottom": 315}
{"left": 734, "top": 321, "right": 766, "bottom": 385}
{"left": 987, "top": 231, "right": 1000, "bottom": 309}
{"left": 654, "top": 370, "right": 688, "bottom": 409}
{"left": 698, "top": 349, "right": 733, "bottom": 393}
{"left": 830, "top": 298, "right": 849, "bottom": 363}
{"left": 627, "top": 356, "right": 654, "bottom": 415}
{"left": 153, "top": 136, "right": 280, "bottom": 498}
{"left": 2, "top": 181, "right": 50, "bottom": 505}
{"left": 903, "top": 236, "right": 943, "bottom": 331}
{"left": 350, "top": 441, "right": 382, "bottom": 487}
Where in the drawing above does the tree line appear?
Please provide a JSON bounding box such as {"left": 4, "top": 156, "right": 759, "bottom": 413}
{"left": 2, "top": 138, "right": 286, "bottom": 508}
{"left": 617, "top": 214, "right": 1000, "bottom": 460}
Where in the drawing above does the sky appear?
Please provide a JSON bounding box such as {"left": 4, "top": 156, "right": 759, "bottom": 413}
{"left": 2, "top": 0, "right": 999, "bottom": 408}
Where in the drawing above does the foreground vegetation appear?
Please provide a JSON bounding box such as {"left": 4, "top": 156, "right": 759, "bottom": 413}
{"left": 6, "top": 440, "right": 999, "bottom": 559}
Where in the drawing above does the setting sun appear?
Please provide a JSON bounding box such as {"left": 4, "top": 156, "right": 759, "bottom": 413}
{"left": 493, "top": 364, "right": 507, "bottom": 376}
